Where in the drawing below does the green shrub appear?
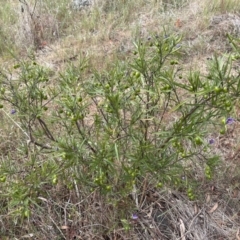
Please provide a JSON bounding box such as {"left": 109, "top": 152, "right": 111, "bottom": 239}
{"left": 0, "top": 33, "right": 239, "bottom": 219}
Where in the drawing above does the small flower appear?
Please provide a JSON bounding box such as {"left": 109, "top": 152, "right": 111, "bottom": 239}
{"left": 226, "top": 117, "right": 235, "bottom": 125}
{"left": 209, "top": 139, "right": 215, "bottom": 145}
{"left": 132, "top": 214, "right": 138, "bottom": 220}
{"left": 11, "top": 109, "right": 16, "bottom": 114}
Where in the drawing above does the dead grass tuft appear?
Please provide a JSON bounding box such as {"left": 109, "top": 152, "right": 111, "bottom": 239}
{"left": 17, "top": 0, "right": 59, "bottom": 50}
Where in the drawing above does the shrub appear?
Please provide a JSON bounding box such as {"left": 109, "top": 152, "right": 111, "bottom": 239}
{"left": 0, "top": 32, "right": 239, "bottom": 220}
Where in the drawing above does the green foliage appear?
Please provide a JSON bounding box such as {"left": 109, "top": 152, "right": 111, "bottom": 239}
{"left": 1, "top": 32, "right": 240, "bottom": 221}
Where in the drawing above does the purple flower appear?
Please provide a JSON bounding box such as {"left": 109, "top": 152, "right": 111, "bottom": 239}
{"left": 132, "top": 214, "right": 138, "bottom": 220}
{"left": 11, "top": 109, "right": 16, "bottom": 114}
{"left": 209, "top": 139, "right": 215, "bottom": 144}
{"left": 226, "top": 117, "right": 235, "bottom": 125}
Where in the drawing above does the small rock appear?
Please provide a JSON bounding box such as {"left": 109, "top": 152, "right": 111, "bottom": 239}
{"left": 71, "top": 0, "right": 92, "bottom": 10}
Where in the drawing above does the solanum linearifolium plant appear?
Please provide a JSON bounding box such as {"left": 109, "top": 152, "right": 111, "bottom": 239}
{"left": 54, "top": 34, "right": 239, "bottom": 197}
{"left": 0, "top": 60, "right": 60, "bottom": 219}
{"left": 0, "top": 33, "right": 240, "bottom": 219}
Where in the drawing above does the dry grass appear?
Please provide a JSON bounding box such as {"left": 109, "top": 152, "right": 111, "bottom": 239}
{"left": 1, "top": 0, "right": 240, "bottom": 239}
{"left": 1, "top": 176, "right": 240, "bottom": 239}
